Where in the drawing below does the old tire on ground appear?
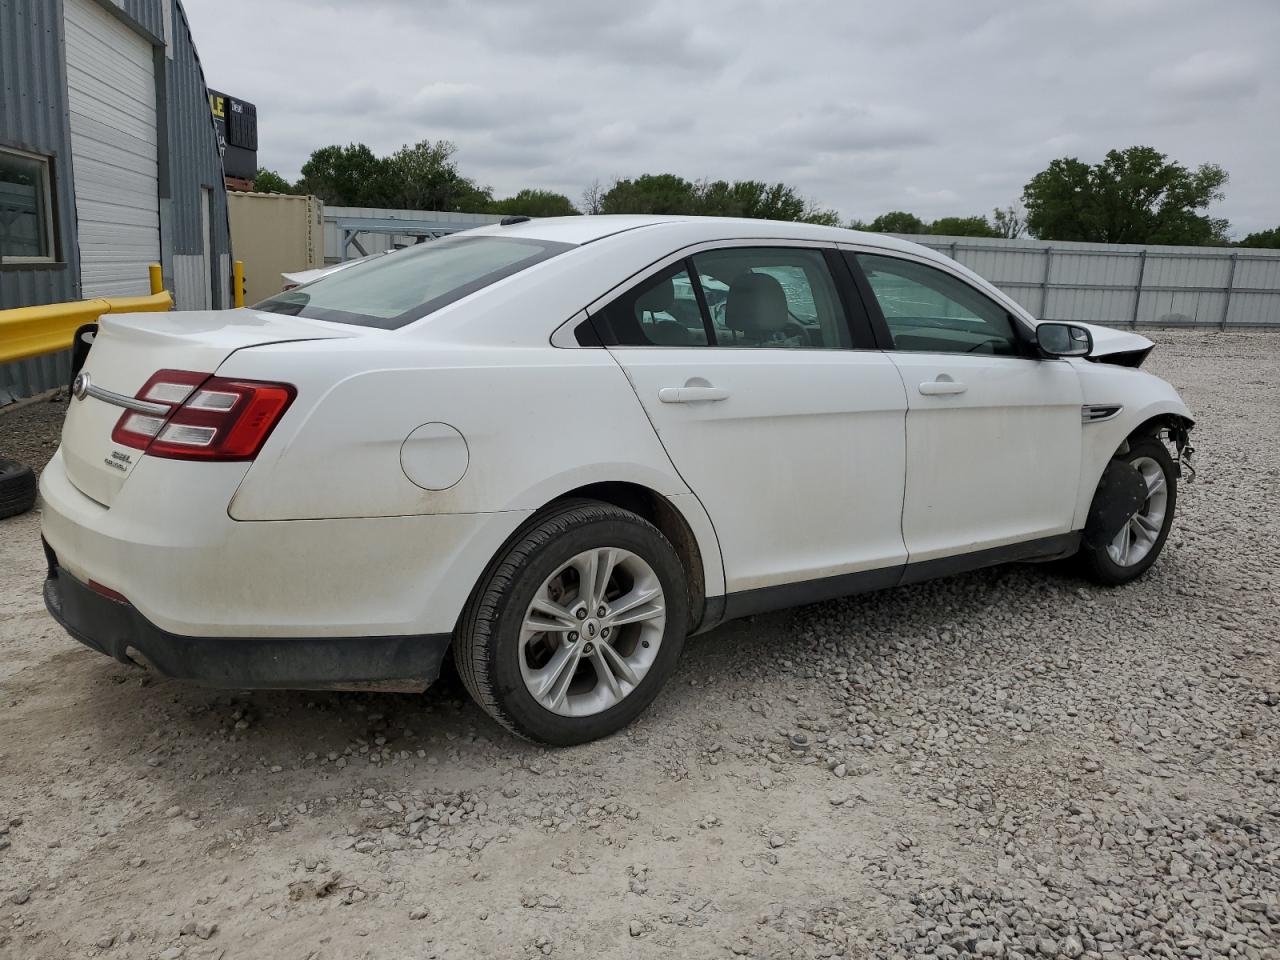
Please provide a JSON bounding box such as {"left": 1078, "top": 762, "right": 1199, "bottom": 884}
{"left": 1077, "top": 435, "right": 1177, "bottom": 586}
{"left": 0, "top": 459, "right": 37, "bottom": 520}
{"left": 455, "top": 499, "right": 689, "bottom": 745}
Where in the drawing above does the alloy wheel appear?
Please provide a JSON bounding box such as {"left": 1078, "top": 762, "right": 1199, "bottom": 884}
{"left": 518, "top": 547, "right": 666, "bottom": 717}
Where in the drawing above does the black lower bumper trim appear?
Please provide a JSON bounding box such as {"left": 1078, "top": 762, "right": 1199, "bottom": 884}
{"left": 43, "top": 566, "right": 451, "bottom": 692}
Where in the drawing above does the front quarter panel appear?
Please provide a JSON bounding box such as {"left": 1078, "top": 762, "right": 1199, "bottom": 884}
{"left": 1070, "top": 360, "right": 1193, "bottom": 528}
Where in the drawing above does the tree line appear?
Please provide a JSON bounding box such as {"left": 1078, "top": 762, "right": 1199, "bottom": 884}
{"left": 254, "top": 142, "right": 1278, "bottom": 248}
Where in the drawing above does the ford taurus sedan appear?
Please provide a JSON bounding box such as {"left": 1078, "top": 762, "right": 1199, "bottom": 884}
{"left": 40, "top": 216, "right": 1195, "bottom": 744}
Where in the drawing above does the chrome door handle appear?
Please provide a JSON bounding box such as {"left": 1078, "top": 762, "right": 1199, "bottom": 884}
{"left": 918, "top": 379, "right": 967, "bottom": 396}
{"left": 658, "top": 386, "right": 730, "bottom": 403}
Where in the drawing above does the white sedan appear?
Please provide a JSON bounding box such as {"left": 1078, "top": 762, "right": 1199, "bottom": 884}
{"left": 40, "top": 216, "right": 1194, "bottom": 744}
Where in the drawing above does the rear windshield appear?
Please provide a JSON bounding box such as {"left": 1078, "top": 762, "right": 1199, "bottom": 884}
{"left": 254, "top": 234, "right": 574, "bottom": 329}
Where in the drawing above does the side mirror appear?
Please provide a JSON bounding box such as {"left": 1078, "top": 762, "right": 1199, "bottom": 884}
{"left": 1036, "top": 322, "right": 1093, "bottom": 358}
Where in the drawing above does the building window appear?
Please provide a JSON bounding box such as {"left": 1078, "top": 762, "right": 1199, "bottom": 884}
{"left": 0, "top": 147, "right": 56, "bottom": 262}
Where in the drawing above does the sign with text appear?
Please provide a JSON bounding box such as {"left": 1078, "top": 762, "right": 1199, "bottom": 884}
{"left": 208, "top": 89, "right": 258, "bottom": 181}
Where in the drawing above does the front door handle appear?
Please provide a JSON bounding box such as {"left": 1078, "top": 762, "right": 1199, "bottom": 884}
{"left": 918, "top": 378, "right": 967, "bottom": 396}
{"left": 658, "top": 386, "right": 730, "bottom": 403}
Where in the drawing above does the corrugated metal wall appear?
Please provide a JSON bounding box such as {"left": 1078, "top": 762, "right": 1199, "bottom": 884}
{"left": 1, "top": 0, "right": 230, "bottom": 403}
{"left": 323, "top": 207, "right": 504, "bottom": 263}
{"left": 64, "top": 0, "right": 164, "bottom": 298}
{"left": 0, "top": 0, "right": 82, "bottom": 310}
{"left": 1, "top": 0, "right": 83, "bottom": 404}
{"left": 117, "top": 0, "right": 163, "bottom": 39}
{"left": 162, "top": 0, "right": 230, "bottom": 308}
{"left": 901, "top": 235, "right": 1280, "bottom": 328}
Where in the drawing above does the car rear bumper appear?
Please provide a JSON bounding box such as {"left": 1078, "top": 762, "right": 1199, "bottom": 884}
{"left": 43, "top": 549, "right": 451, "bottom": 691}
{"left": 38, "top": 447, "right": 533, "bottom": 639}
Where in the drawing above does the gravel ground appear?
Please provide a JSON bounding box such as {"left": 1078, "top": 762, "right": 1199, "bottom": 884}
{"left": 0, "top": 329, "right": 1277, "bottom": 960}
{"left": 0, "top": 390, "right": 68, "bottom": 474}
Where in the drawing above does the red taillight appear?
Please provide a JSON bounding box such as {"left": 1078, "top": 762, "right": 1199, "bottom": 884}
{"left": 111, "top": 369, "right": 295, "bottom": 462}
{"left": 111, "top": 370, "right": 208, "bottom": 449}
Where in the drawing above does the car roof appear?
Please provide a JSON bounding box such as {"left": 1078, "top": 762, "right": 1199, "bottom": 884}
{"left": 463, "top": 214, "right": 947, "bottom": 261}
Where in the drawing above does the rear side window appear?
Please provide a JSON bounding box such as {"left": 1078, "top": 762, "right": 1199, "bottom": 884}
{"left": 591, "top": 261, "right": 712, "bottom": 346}
{"left": 591, "top": 247, "right": 852, "bottom": 349}
{"left": 692, "top": 247, "right": 850, "bottom": 349}
{"left": 254, "top": 235, "right": 573, "bottom": 330}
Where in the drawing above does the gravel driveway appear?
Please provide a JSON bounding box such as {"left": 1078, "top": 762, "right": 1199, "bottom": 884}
{"left": 1, "top": 329, "right": 1277, "bottom": 960}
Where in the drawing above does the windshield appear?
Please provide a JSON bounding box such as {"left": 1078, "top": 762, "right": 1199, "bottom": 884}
{"left": 254, "top": 234, "right": 574, "bottom": 329}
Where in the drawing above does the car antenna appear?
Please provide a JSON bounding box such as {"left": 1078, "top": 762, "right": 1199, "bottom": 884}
{"left": 500, "top": 215, "right": 531, "bottom": 225}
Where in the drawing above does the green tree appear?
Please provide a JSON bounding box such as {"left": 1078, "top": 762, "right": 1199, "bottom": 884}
{"left": 929, "top": 215, "right": 999, "bottom": 238}
{"left": 800, "top": 206, "right": 843, "bottom": 227}
{"left": 600, "top": 174, "right": 701, "bottom": 215}
{"left": 696, "top": 180, "right": 790, "bottom": 219}
{"left": 698, "top": 179, "right": 840, "bottom": 224}
{"left": 868, "top": 211, "right": 927, "bottom": 234}
{"left": 600, "top": 175, "right": 841, "bottom": 224}
{"left": 1022, "top": 146, "right": 1229, "bottom": 244}
{"left": 253, "top": 168, "right": 297, "bottom": 194}
{"left": 383, "top": 140, "right": 492, "bottom": 213}
{"left": 489, "top": 189, "right": 579, "bottom": 217}
{"left": 292, "top": 140, "right": 492, "bottom": 211}
{"left": 296, "top": 143, "right": 387, "bottom": 206}
{"left": 1238, "top": 227, "right": 1280, "bottom": 249}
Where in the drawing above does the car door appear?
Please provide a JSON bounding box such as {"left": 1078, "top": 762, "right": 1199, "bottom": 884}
{"left": 590, "top": 243, "right": 909, "bottom": 607}
{"left": 846, "top": 250, "right": 1083, "bottom": 567}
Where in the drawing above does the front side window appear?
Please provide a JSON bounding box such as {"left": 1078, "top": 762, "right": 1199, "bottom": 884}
{"left": 0, "top": 147, "right": 55, "bottom": 262}
{"left": 693, "top": 247, "right": 850, "bottom": 349}
{"left": 856, "top": 254, "right": 1021, "bottom": 356}
{"left": 255, "top": 234, "right": 573, "bottom": 329}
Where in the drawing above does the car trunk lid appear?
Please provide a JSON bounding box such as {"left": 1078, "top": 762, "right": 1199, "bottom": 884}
{"left": 60, "top": 308, "right": 350, "bottom": 506}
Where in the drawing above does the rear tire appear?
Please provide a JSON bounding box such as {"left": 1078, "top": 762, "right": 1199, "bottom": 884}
{"left": 455, "top": 499, "right": 689, "bottom": 745}
{"left": 1077, "top": 435, "right": 1177, "bottom": 586}
{"left": 0, "top": 459, "right": 37, "bottom": 520}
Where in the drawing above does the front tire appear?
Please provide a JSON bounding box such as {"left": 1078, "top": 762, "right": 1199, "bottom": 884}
{"left": 1078, "top": 435, "right": 1177, "bottom": 586}
{"left": 455, "top": 500, "right": 689, "bottom": 745}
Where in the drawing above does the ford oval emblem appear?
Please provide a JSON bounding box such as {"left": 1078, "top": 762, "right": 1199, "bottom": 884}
{"left": 72, "top": 372, "right": 90, "bottom": 400}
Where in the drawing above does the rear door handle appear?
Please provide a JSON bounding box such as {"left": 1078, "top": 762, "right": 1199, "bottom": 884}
{"left": 918, "top": 379, "right": 967, "bottom": 396}
{"left": 658, "top": 386, "right": 730, "bottom": 403}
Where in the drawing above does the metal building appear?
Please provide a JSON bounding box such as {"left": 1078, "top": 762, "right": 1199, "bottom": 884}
{"left": 0, "top": 0, "right": 231, "bottom": 316}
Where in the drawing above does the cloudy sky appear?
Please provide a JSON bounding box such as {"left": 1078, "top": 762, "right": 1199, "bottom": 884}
{"left": 184, "top": 0, "right": 1279, "bottom": 236}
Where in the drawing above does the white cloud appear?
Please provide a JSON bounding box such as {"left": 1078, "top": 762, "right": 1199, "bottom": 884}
{"left": 182, "top": 0, "right": 1280, "bottom": 235}
{"left": 1152, "top": 51, "right": 1261, "bottom": 100}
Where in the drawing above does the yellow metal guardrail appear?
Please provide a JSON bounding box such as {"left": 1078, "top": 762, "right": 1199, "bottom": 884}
{"left": 0, "top": 291, "right": 173, "bottom": 365}
{"left": 1, "top": 260, "right": 248, "bottom": 365}
{"left": 0, "top": 265, "right": 172, "bottom": 366}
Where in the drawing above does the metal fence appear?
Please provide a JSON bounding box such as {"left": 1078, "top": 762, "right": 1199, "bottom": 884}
{"left": 899, "top": 234, "right": 1280, "bottom": 329}
{"left": 323, "top": 207, "right": 504, "bottom": 263}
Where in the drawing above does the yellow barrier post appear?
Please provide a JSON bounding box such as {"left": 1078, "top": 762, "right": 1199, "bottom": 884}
{"left": 233, "top": 260, "right": 245, "bottom": 308}
{"left": 148, "top": 263, "right": 163, "bottom": 296}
